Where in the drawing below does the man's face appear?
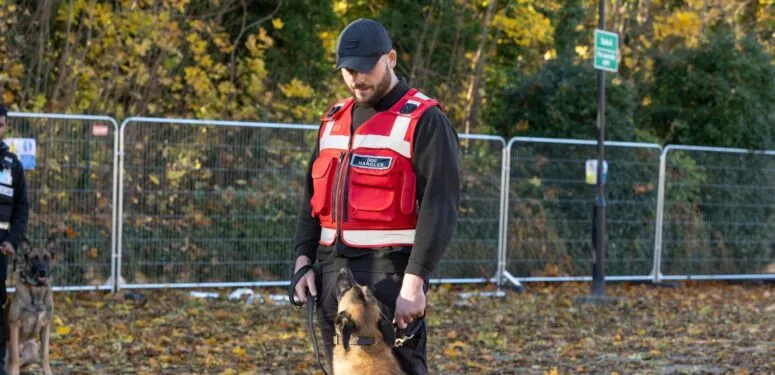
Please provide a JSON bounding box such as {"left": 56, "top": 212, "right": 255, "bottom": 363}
{"left": 341, "top": 52, "right": 395, "bottom": 107}
{"left": 0, "top": 116, "right": 6, "bottom": 140}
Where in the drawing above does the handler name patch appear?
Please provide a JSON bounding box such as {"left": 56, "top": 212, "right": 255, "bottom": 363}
{"left": 351, "top": 154, "right": 392, "bottom": 170}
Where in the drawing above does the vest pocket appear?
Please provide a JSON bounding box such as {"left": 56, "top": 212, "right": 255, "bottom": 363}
{"left": 310, "top": 157, "right": 337, "bottom": 217}
{"left": 348, "top": 166, "right": 399, "bottom": 222}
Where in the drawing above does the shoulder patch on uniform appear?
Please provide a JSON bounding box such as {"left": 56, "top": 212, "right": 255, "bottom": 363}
{"left": 399, "top": 101, "right": 420, "bottom": 115}
{"left": 327, "top": 105, "right": 343, "bottom": 118}
{"left": 350, "top": 154, "right": 392, "bottom": 170}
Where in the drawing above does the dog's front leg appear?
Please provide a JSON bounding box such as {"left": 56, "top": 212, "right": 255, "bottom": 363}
{"left": 6, "top": 322, "right": 21, "bottom": 375}
{"left": 41, "top": 323, "right": 52, "bottom": 375}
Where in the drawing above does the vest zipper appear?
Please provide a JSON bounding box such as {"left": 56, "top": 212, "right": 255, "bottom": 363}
{"left": 332, "top": 152, "right": 345, "bottom": 224}
{"left": 342, "top": 153, "right": 353, "bottom": 222}
{"left": 337, "top": 135, "right": 354, "bottom": 240}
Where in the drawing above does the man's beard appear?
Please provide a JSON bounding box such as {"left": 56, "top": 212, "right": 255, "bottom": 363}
{"left": 350, "top": 63, "right": 392, "bottom": 107}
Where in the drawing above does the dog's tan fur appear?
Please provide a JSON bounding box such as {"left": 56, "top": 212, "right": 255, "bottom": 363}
{"left": 333, "top": 269, "right": 404, "bottom": 375}
{"left": 4, "top": 236, "right": 56, "bottom": 375}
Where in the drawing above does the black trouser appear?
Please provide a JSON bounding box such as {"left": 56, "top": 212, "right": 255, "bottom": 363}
{"left": 317, "top": 270, "right": 428, "bottom": 375}
{"left": 0, "top": 254, "right": 7, "bottom": 374}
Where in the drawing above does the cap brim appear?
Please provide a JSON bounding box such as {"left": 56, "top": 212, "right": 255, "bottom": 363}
{"left": 335, "top": 55, "right": 380, "bottom": 73}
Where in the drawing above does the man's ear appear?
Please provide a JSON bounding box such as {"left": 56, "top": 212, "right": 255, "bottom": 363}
{"left": 388, "top": 49, "right": 397, "bottom": 70}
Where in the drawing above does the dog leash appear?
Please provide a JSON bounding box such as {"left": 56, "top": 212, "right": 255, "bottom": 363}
{"left": 289, "top": 264, "right": 330, "bottom": 375}
{"left": 394, "top": 318, "right": 424, "bottom": 348}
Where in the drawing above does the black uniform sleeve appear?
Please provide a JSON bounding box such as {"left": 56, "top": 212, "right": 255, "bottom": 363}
{"left": 8, "top": 159, "right": 28, "bottom": 250}
{"left": 293, "top": 137, "right": 321, "bottom": 262}
{"left": 406, "top": 107, "right": 461, "bottom": 279}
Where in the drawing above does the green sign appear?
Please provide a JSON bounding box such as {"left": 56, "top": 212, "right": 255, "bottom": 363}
{"left": 594, "top": 29, "right": 619, "bottom": 72}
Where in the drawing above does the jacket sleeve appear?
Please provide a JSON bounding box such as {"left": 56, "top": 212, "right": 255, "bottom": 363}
{"left": 293, "top": 137, "right": 321, "bottom": 262}
{"left": 406, "top": 106, "right": 461, "bottom": 279}
{"left": 8, "top": 159, "right": 28, "bottom": 250}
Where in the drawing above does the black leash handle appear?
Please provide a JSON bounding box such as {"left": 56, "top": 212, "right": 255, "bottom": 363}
{"left": 289, "top": 264, "right": 329, "bottom": 375}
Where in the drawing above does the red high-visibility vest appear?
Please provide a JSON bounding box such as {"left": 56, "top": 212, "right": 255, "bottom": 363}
{"left": 310, "top": 88, "right": 440, "bottom": 248}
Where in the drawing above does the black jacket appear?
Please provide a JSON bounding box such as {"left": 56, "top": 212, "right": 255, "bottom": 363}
{"left": 0, "top": 142, "right": 28, "bottom": 252}
{"left": 294, "top": 79, "right": 460, "bottom": 278}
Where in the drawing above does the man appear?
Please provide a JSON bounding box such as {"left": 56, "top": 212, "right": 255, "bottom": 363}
{"left": 292, "top": 18, "right": 460, "bottom": 374}
{"left": 0, "top": 104, "right": 29, "bottom": 375}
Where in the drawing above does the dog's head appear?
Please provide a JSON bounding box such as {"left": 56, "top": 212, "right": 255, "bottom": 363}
{"left": 335, "top": 267, "right": 395, "bottom": 349}
{"left": 20, "top": 234, "right": 57, "bottom": 286}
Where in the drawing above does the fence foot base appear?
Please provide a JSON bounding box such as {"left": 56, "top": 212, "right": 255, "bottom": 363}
{"left": 501, "top": 271, "right": 526, "bottom": 292}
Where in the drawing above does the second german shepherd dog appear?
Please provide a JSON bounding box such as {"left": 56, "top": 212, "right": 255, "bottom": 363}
{"left": 4, "top": 235, "right": 57, "bottom": 375}
{"left": 333, "top": 267, "right": 405, "bottom": 375}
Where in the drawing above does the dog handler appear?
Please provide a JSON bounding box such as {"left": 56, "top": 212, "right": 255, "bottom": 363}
{"left": 291, "top": 19, "right": 460, "bottom": 374}
{"left": 0, "top": 104, "right": 30, "bottom": 375}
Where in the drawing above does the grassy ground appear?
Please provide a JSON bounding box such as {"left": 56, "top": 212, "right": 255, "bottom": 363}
{"left": 21, "top": 281, "right": 775, "bottom": 374}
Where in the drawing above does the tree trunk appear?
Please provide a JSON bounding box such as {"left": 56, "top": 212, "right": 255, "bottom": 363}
{"left": 464, "top": 0, "right": 498, "bottom": 136}
{"left": 408, "top": 0, "right": 435, "bottom": 87}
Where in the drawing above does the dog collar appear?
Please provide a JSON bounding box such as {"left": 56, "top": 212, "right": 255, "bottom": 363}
{"left": 333, "top": 334, "right": 377, "bottom": 346}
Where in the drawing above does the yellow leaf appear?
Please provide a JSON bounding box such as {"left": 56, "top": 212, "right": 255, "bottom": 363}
{"left": 544, "top": 368, "right": 559, "bottom": 375}
{"left": 149, "top": 174, "right": 160, "bottom": 185}
{"left": 219, "top": 369, "right": 237, "bottom": 375}
{"left": 2, "top": 91, "right": 14, "bottom": 104}
{"left": 205, "top": 337, "right": 218, "bottom": 346}
{"left": 446, "top": 330, "right": 457, "bottom": 340}
{"left": 271, "top": 18, "right": 284, "bottom": 30}
{"left": 56, "top": 326, "right": 71, "bottom": 335}
{"left": 88, "top": 247, "right": 99, "bottom": 259}
{"left": 232, "top": 346, "right": 247, "bottom": 357}
{"left": 9, "top": 64, "right": 23, "bottom": 79}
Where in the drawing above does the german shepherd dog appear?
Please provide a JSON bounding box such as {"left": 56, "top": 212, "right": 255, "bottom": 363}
{"left": 4, "top": 236, "right": 56, "bottom": 375}
{"left": 334, "top": 268, "right": 405, "bottom": 375}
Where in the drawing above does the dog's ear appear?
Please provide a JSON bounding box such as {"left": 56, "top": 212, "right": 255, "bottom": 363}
{"left": 45, "top": 233, "right": 58, "bottom": 259}
{"left": 336, "top": 267, "right": 355, "bottom": 300}
{"left": 19, "top": 237, "right": 31, "bottom": 254}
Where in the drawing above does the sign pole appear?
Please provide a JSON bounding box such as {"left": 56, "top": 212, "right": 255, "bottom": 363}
{"left": 592, "top": 0, "right": 607, "bottom": 297}
{"left": 577, "top": 0, "right": 626, "bottom": 305}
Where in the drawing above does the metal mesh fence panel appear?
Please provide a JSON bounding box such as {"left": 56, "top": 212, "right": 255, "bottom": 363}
{"left": 7, "top": 113, "right": 117, "bottom": 291}
{"left": 435, "top": 135, "right": 504, "bottom": 281}
{"left": 119, "top": 119, "right": 316, "bottom": 287}
{"left": 505, "top": 138, "right": 661, "bottom": 280}
{"left": 658, "top": 146, "right": 775, "bottom": 279}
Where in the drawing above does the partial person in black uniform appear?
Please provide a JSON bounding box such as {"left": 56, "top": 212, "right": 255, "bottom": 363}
{"left": 291, "top": 19, "right": 460, "bottom": 374}
{"left": 0, "top": 104, "right": 29, "bottom": 375}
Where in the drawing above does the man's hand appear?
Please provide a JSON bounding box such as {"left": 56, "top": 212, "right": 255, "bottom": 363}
{"left": 0, "top": 241, "right": 14, "bottom": 256}
{"left": 394, "top": 273, "right": 426, "bottom": 329}
{"left": 293, "top": 255, "right": 317, "bottom": 305}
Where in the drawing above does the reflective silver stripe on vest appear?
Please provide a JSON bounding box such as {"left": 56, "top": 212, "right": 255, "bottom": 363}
{"left": 352, "top": 115, "right": 412, "bottom": 158}
{"left": 342, "top": 229, "right": 416, "bottom": 246}
{"left": 320, "top": 227, "right": 336, "bottom": 244}
{"left": 320, "top": 120, "right": 350, "bottom": 151}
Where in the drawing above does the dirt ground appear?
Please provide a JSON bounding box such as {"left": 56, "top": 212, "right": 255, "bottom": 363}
{"left": 19, "top": 281, "right": 775, "bottom": 374}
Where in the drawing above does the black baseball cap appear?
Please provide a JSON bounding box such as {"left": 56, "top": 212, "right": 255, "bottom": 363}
{"left": 335, "top": 18, "right": 393, "bottom": 73}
